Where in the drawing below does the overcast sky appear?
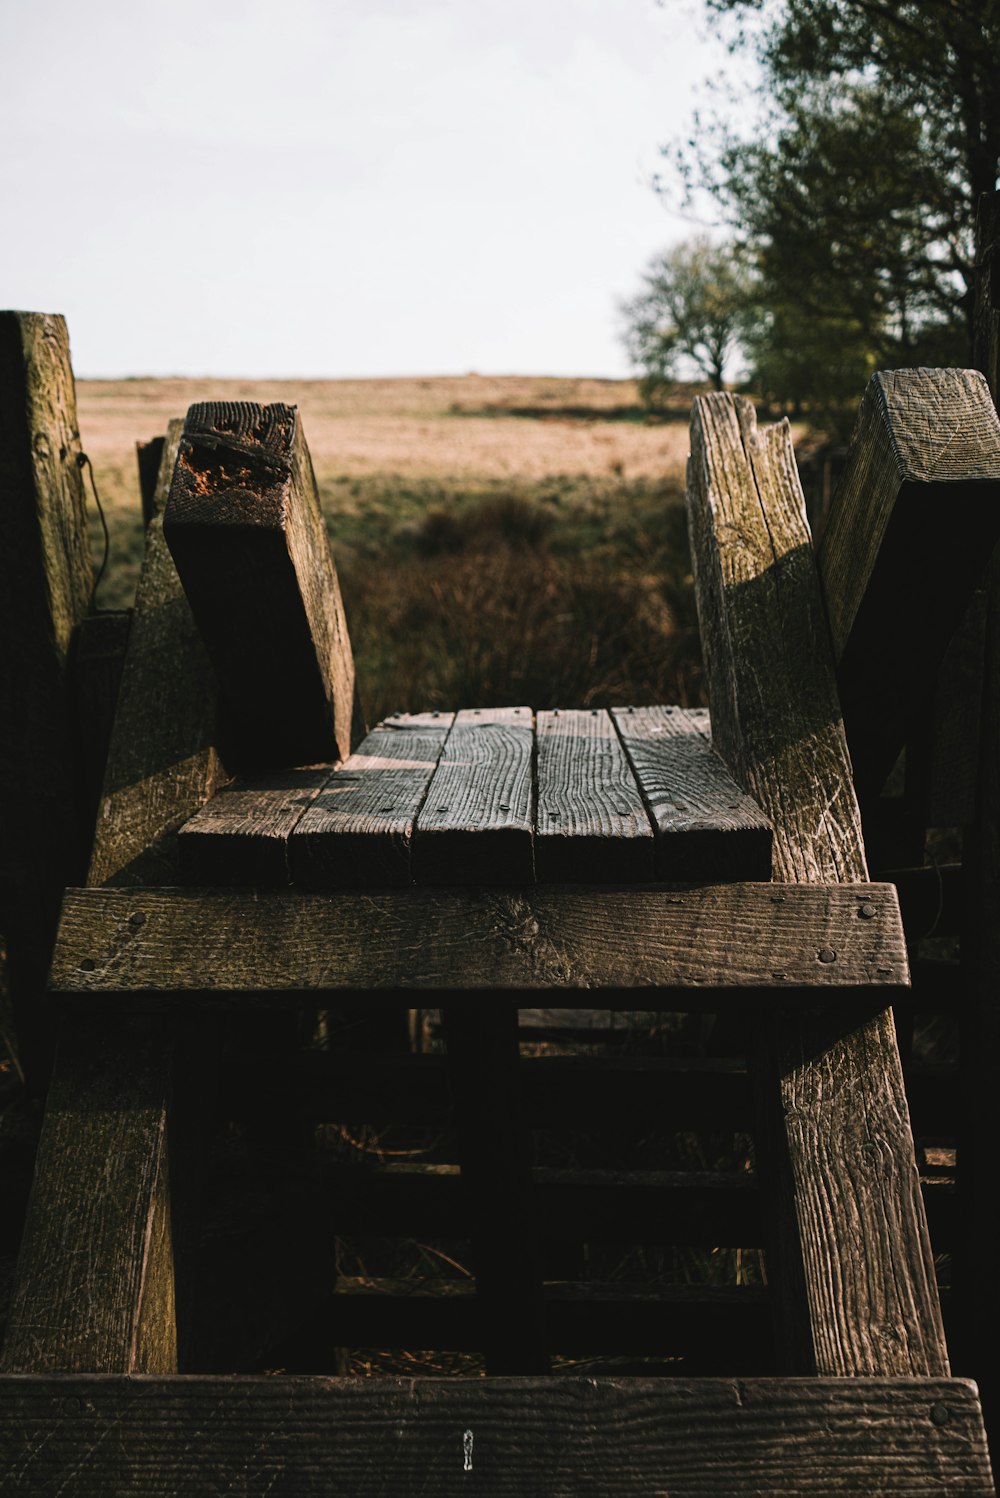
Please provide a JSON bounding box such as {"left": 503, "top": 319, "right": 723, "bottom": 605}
{"left": 1, "top": 0, "right": 753, "bottom": 378}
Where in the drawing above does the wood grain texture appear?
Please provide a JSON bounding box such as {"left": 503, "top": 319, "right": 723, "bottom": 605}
{"left": 534, "top": 709, "right": 653, "bottom": 882}
{"left": 611, "top": 704, "right": 772, "bottom": 880}
{"left": 818, "top": 369, "right": 1000, "bottom": 801}
{"left": 2, "top": 427, "right": 218, "bottom": 1375}
{"left": 0, "top": 1010, "right": 176, "bottom": 1374}
{"left": 290, "top": 713, "right": 454, "bottom": 887}
{"left": 0, "top": 311, "right": 94, "bottom": 1080}
{"left": 163, "top": 401, "right": 354, "bottom": 768}
{"left": 687, "top": 394, "right": 866, "bottom": 885}
{"left": 50, "top": 882, "right": 908, "bottom": 997}
{"left": 687, "top": 393, "right": 947, "bottom": 1380}
{"left": 0, "top": 1375, "right": 991, "bottom": 1496}
{"left": 178, "top": 766, "right": 332, "bottom": 885}
{"left": 87, "top": 424, "right": 223, "bottom": 888}
{"left": 413, "top": 707, "right": 534, "bottom": 884}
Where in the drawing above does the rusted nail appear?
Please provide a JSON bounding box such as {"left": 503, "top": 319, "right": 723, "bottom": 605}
{"left": 818, "top": 948, "right": 837, "bottom": 963}
{"left": 930, "top": 1402, "right": 951, "bottom": 1427}
{"left": 859, "top": 903, "right": 876, "bottom": 919}
{"left": 128, "top": 911, "right": 146, "bottom": 929}
{"left": 80, "top": 958, "right": 96, "bottom": 972}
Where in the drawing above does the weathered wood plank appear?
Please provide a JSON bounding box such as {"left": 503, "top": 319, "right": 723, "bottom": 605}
{"left": 0, "top": 1375, "right": 992, "bottom": 1496}
{"left": 534, "top": 709, "right": 653, "bottom": 882}
{"left": 687, "top": 393, "right": 947, "bottom": 1379}
{"left": 0, "top": 1009, "right": 175, "bottom": 1374}
{"left": 178, "top": 765, "right": 331, "bottom": 885}
{"left": 688, "top": 394, "right": 864, "bottom": 884}
{"left": 0, "top": 311, "right": 93, "bottom": 1082}
{"left": 50, "top": 882, "right": 908, "bottom": 998}
{"left": 163, "top": 401, "right": 355, "bottom": 768}
{"left": 87, "top": 421, "right": 223, "bottom": 888}
{"left": 290, "top": 713, "right": 454, "bottom": 887}
{"left": 442, "top": 1002, "right": 548, "bottom": 1373}
{"left": 818, "top": 369, "right": 1000, "bottom": 802}
{"left": 2, "top": 425, "right": 211, "bottom": 1375}
{"left": 611, "top": 704, "right": 772, "bottom": 880}
{"left": 413, "top": 707, "right": 534, "bottom": 884}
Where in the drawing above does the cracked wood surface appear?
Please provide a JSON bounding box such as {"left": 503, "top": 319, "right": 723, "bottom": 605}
{"left": 611, "top": 704, "right": 772, "bottom": 880}
{"left": 0, "top": 1375, "right": 992, "bottom": 1496}
{"left": 411, "top": 706, "right": 535, "bottom": 884}
{"left": 687, "top": 392, "right": 948, "bottom": 1379}
{"left": 534, "top": 709, "right": 653, "bottom": 882}
{"left": 163, "top": 401, "right": 355, "bottom": 768}
{"left": 289, "top": 713, "right": 454, "bottom": 886}
{"left": 49, "top": 882, "right": 907, "bottom": 996}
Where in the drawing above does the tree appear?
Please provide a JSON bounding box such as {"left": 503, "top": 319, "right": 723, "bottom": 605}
{"left": 674, "top": 0, "right": 1000, "bottom": 422}
{"left": 620, "top": 237, "right": 748, "bottom": 404}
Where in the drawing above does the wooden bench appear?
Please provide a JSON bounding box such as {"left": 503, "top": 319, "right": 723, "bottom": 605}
{"left": 0, "top": 320, "right": 995, "bottom": 1493}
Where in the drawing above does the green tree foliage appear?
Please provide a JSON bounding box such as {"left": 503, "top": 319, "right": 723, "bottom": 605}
{"left": 621, "top": 237, "right": 748, "bottom": 404}
{"left": 681, "top": 0, "right": 1000, "bottom": 422}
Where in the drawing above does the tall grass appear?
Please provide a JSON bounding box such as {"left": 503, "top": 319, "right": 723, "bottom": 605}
{"left": 328, "top": 475, "right": 702, "bottom": 726}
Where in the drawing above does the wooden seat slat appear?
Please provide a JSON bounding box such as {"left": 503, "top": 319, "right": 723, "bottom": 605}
{"left": 612, "top": 704, "right": 773, "bottom": 879}
{"left": 534, "top": 708, "right": 654, "bottom": 881}
{"left": 411, "top": 705, "right": 535, "bottom": 884}
{"left": 291, "top": 712, "right": 455, "bottom": 886}
{"left": 0, "top": 1374, "right": 992, "bottom": 1497}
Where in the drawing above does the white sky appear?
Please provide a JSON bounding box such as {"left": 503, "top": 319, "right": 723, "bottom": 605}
{"left": 0, "top": 0, "right": 753, "bottom": 378}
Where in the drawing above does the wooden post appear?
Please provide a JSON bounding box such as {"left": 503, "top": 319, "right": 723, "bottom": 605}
{"left": 687, "top": 393, "right": 948, "bottom": 1377}
{"left": 1, "top": 431, "right": 220, "bottom": 1375}
{"left": 163, "top": 401, "right": 355, "bottom": 769}
{"left": 0, "top": 311, "right": 94, "bottom": 1086}
{"left": 817, "top": 368, "right": 1000, "bottom": 807}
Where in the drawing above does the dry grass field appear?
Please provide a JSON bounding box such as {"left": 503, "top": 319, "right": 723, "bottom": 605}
{"left": 77, "top": 374, "right": 703, "bottom": 725}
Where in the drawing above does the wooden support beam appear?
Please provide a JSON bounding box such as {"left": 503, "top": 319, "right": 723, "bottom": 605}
{"left": 0, "top": 1007, "right": 175, "bottom": 1374}
{"left": 534, "top": 709, "right": 653, "bottom": 882}
{"left": 2, "top": 432, "right": 220, "bottom": 1375}
{"left": 412, "top": 706, "right": 534, "bottom": 884}
{"left": 687, "top": 392, "right": 948, "bottom": 1378}
{"left": 0, "top": 311, "right": 93, "bottom": 1084}
{"left": 49, "top": 882, "right": 908, "bottom": 999}
{"left": 611, "top": 704, "right": 772, "bottom": 880}
{"left": 163, "top": 401, "right": 355, "bottom": 769}
{"left": 87, "top": 421, "right": 222, "bottom": 888}
{"left": 289, "top": 713, "right": 454, "bottom": 887}
{"left": 0, "top": 1375, "right": 992, "bottom": 1495}
{"left": 817, "top": 368, "right": 1000, "bottom": 803}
